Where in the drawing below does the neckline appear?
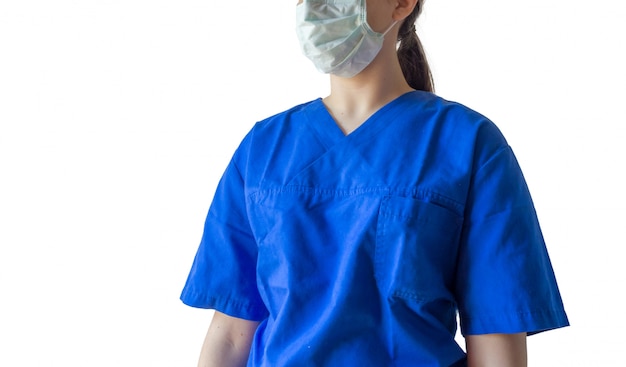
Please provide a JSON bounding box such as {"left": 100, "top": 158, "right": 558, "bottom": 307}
{"left": 305, "top": 91, "right": 419, "bottom": 148}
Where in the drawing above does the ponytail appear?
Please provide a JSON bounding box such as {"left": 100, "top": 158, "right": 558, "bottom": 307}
{"left": 397, "top": 0, "right": 434, "bottom": 92}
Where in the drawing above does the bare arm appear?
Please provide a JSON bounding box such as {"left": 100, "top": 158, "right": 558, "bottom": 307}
{"left": 197, "top": 311, "right": 260, "bottom": 367}
{"left": 466, "top": 332, "right": 527, "bottom": 367}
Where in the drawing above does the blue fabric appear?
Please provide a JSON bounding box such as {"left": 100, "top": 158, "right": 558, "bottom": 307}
{"left": 181, "top": 91, "right": 569, "bottom": 366}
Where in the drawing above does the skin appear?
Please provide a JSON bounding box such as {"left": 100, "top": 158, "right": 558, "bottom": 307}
{"left": 318, "top": 0, "right": 416, "bottom": 135}
{"left": 196, "top": 1, "right": 528, "bottom": 366}
{"left": 197, "top": 311, "right": 259, "bottom": 367}
{"left": 466, "top": 332, "right": 528, "bottom": 367}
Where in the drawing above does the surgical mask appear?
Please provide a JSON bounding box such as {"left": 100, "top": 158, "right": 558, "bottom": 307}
{"left": 295, "top": 0, "right": 397, "bottom": 78}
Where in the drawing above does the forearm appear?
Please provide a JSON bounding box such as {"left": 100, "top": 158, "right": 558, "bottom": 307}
{"left": 466, "top": 332, "right": 527, "bottom": 367}
{"left": 197, "top": 312, "right": 259, "bottom": 367}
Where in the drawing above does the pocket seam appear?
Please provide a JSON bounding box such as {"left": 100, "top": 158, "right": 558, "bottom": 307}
{"left": 375, "top": 195, "right": 461, "bottom": 303}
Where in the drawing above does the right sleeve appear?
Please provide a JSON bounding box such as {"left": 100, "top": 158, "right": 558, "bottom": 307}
{"left": 180, "top": 149, "right": 268, "bottom": 321}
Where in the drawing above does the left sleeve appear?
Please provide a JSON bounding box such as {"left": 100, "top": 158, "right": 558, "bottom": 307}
{"left": 455, "top": 145, "right": 569, "bottom": 336}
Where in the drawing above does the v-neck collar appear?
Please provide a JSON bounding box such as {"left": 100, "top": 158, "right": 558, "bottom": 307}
{"left": 304, "top": 91, "right": 419, "bottom": 149}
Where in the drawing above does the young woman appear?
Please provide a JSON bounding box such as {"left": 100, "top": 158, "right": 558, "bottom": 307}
{"left": 181, "top": 0, "right": 569, "bottom": 366}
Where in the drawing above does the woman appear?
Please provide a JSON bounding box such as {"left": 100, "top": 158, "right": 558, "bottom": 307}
{"left": 181, "top": 0, "right": 569, "bottom": 365}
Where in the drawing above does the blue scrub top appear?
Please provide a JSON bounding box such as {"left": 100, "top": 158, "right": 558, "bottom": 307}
{"left": 181, "top": 91, "right": 569, "bottom": 366}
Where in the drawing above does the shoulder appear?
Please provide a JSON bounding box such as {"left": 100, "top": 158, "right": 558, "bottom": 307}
{"left": 252, "top": 99, "right": 320, "bottom": 134}
{"left": 426, "top": 92, "right": 511, "bottom": 163}
{"left": 399, "top": 91, "right": 510, "bottom": 165}
{"left": 230, "top": 98, "right": 321, "bottom": 172}
{"left": 230, "top": 98, "right": 321, "bottom": 151}
{"left": 410, "top": 91, "right": 506, "bottom": 144}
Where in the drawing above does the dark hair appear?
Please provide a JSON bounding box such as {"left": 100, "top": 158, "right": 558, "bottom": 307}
{"left": 397, "top": 0, "right": 434, "bottom": 92}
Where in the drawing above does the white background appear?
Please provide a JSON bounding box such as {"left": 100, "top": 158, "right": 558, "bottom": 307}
{"left": 1, "top": 0, "right": 624, "bottom": 365}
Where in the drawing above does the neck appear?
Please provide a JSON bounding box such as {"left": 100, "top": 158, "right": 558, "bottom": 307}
{"left": 322, "top": 37, "right": 414, "bottom": 135}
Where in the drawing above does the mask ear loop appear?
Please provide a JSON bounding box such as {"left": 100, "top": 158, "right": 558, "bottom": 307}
{"left": 361, "top": 0, "right": 397, "bottom": 37}
{"left": 381, "top": 20, "right": 398, "bottom": 36}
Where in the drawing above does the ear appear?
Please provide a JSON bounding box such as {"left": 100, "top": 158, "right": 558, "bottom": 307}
{"left": 391, "top": 0, "right": 419, "bottom": 21}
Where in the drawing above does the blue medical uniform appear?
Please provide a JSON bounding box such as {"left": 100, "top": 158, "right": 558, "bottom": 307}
{"left": 181, "top": 91, "right": 569, "bottom": 366}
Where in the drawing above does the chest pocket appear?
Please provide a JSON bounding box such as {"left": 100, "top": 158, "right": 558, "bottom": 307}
{"left": 375, "top": 196, "right": 463, "bottom": 303}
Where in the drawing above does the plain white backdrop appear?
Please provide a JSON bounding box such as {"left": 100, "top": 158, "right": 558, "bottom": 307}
{"left": 1, "top": 0, "right": 624, "bottom": 365}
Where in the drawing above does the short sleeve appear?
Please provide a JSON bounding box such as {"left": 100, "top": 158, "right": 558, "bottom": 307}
{"left": 180, "top": 148, "right": 268, "bottom": 321}
{"left": 455, "top": 145, "right": 569, "bottom": 336}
